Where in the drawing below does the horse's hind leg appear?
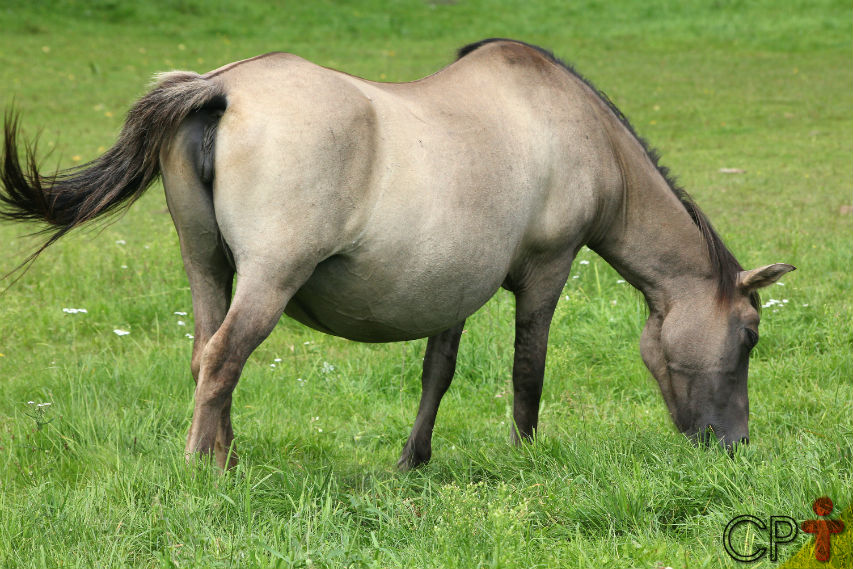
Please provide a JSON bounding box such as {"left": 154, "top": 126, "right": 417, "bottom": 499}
{"left": 162, "top": 114, "right": 254, "bottom": 469}
{"left": 509, "top": 264, "right": 570, "bottom": 444}
{"left": 397, "top": 320, "right": 465, "bottom": 470}
{"left": 180, "top": 252, "right": 235, "bottom": 466}
{"left": 185, "top": 271, "right": 298, "bottom": 468}
{"left": 164, "top": 113, "right": 325, "bottom": 468}
{"left": 173, "top": 224, "right": 233, "bottom": 392}
{"left": 162, "top": 112, "right": 234, "bottom": 387}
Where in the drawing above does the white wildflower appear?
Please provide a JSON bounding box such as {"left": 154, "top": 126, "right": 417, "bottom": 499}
{"left": 579, "top": 260, "right": 590, "bottom": 265}
{"left": 177, "top": 320, "right": 186, "bottom": 326}
{"left": 115, "top": 239, "right": 126, "bottom": 245}
{"left": 174, "top": 311, "right": 188, "bottom": 316}
{"left": 185, "top": 334, "right": 194, "bottom": 339}
{"left": 62, "top": 308, "right": 88, "bottom": 314}
{"left": 113, "top": 329, "right": 130, "bottom": 336}
{"left": 274, "top": 358, "right": 282, "bottom": 362}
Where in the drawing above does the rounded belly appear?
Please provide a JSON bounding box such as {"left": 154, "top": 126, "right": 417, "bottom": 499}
{"left": 283, "top": 252, "right": 507, "bottom": 342}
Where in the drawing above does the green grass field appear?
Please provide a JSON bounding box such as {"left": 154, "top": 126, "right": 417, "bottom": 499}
{"left": 1, "top": 1, "right": 850, "bottom": 567}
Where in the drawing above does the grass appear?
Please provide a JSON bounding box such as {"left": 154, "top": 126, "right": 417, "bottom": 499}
{"left": 0, "top": 1, "right": 851, "bottom": 567}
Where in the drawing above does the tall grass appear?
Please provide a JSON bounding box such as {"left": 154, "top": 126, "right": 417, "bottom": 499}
{"left": 1, "top": 1, "right": 850, "bottom": 567}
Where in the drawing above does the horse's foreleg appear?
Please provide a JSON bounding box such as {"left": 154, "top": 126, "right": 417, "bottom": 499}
{"left": 397, "top": 321, "right": 465, "bottom": 470}
{"left": 185, "top": 275, "right": 292, "bottom": 469}
{"left": 510, "top": 276, "right": 565, "bottom": 444}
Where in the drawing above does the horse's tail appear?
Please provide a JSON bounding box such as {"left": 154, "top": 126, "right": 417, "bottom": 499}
{"left": 0, "top": 71, "right": 226, "bottom": 264}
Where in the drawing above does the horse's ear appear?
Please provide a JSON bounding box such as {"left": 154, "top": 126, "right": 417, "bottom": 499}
{"left": 737, "top": 263, "right": 796, "bottom": 291}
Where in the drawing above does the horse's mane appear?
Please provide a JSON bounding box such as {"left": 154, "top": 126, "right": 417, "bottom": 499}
{"left": 457, "top": 39, "right": 757, "bottom": 309}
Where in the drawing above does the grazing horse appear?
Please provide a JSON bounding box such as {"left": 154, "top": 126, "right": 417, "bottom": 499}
{"left": 0, "top": 39, "right": 793, "bottom": 469}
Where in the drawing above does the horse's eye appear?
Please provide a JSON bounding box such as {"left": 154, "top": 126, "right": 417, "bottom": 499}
{"left": 744, "top": 328, "right": 759, "bottom": 349}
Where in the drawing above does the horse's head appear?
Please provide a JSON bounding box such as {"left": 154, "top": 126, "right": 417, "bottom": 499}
{"left": 640, "top": 263, "right": 795, "bottom": 451}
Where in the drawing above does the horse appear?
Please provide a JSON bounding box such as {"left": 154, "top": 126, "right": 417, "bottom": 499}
{"left": 0, "top": 39, "right": 794, "bottom": 470}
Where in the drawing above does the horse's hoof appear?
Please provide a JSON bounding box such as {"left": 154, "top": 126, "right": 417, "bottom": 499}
{"left": 397, "top": 447, "right": 430, "bottom": 471}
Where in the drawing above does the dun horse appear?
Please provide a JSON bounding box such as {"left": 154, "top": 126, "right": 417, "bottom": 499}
{"left": 1, "top": 39, "right": 793, "bottom": 469}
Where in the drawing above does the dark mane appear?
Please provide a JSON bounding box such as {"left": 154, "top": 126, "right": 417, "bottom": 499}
{"left": 457, "top": 39, "right": 757, "bottom": 309}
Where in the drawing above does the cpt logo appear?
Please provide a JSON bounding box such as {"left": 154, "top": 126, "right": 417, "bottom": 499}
{"left": 723, "top": 497, "right": 845, "bottom": 563}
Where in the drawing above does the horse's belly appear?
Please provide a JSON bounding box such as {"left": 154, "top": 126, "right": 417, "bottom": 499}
{"left": 284, "top": 252, "right": 506, "bottom": 342}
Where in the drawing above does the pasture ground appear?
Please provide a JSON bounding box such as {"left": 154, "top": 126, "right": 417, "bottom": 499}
{"left": 0, "top": 1, "right": 850, "bottom": 567}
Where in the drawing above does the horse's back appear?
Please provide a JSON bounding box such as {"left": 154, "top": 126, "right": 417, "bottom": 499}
{"left": 188, "top": 43, "right": 622, "bottom": 341}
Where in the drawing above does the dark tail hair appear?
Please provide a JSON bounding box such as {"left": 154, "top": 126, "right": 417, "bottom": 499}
{"left": 1, "top": 71, "right": 226, "bottom": 270}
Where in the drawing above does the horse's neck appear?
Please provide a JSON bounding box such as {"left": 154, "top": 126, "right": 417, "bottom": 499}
{"left": 588, "top": 142, "right": 715, "bottom": 312}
